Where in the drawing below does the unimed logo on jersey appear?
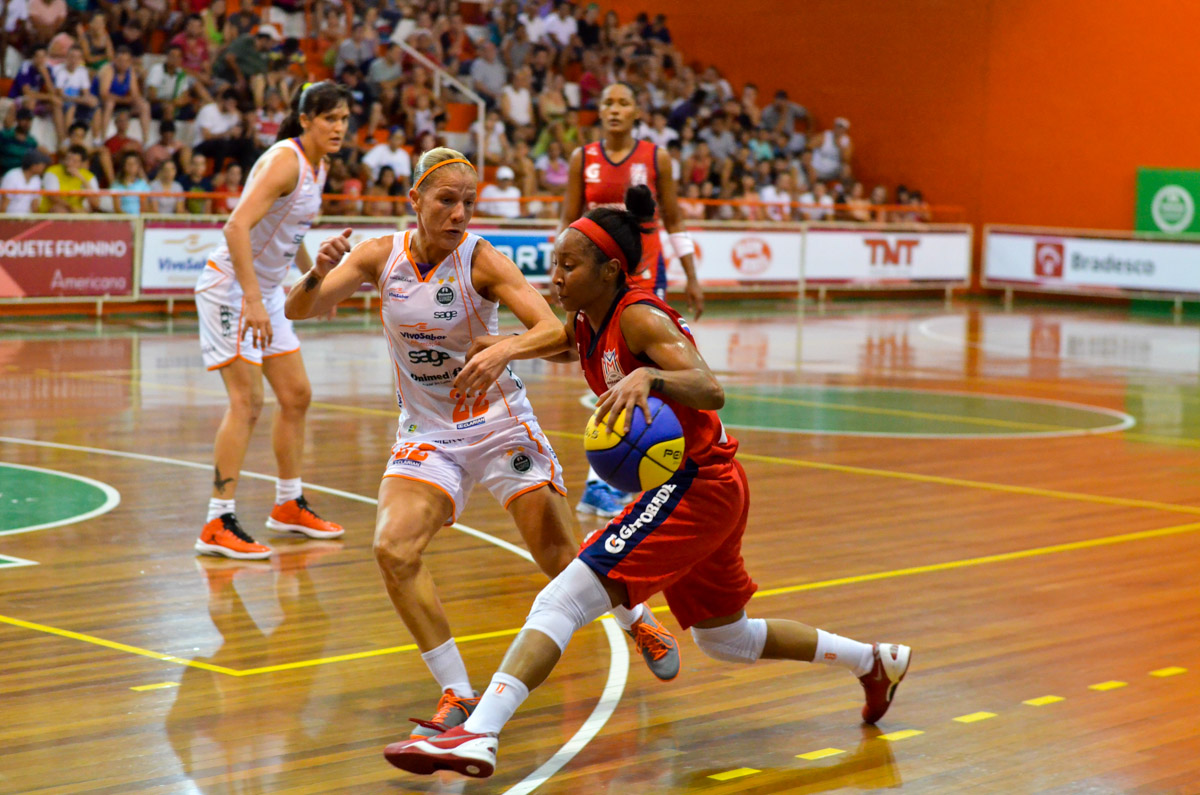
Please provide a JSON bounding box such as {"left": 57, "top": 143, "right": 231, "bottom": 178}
{"left": 1034, "top": 240, "right": 1065, "bottom": 278}
{"left": 731, "top": 237, "right": 771, "bottom": 275}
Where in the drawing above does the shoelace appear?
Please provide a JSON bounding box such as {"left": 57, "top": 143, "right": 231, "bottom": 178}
{"left": 219, "top": 514, "right": 258, "bottom": 544}
{"left": 430, "top": 692, "right": 475, "bottom": 725}
{"left": 631, "top": 619, "right": 674, "bottom": 661}
{"left": 293, "top": 495, "right": 325, "bottom": 520}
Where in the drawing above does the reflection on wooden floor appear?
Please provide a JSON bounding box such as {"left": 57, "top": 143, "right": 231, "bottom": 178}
{"left": 2, "top": 299, "right": 1199, "bottom": 793}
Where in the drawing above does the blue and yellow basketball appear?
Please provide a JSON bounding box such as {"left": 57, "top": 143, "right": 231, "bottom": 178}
{"left": 584, "top": 396, "right": 686, "bottom": 494}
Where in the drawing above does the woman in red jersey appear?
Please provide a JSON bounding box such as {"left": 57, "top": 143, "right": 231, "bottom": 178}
{"left": 383, "top": 186, "right": 913, "bottom": 780}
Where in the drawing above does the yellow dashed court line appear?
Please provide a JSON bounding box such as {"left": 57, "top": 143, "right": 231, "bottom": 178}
{"left": 878, "top": 729, "right": 924, "bottom": 742}
{"left": 796, "top": 748, "right": 845, "bottom": 761}
{"left": 1150, "top": 667, "right": 1187, "bottom": 677}
{"left": 1088, "top": 681, "right": 1127, "bottom": 691}
{"left": 953, "top": 711, "right": 997, "bottom": 723}
{"left": 1023, "top": 695, "right": 1064, "bottom": 706}
{"left": 130, "top": 682, "right": 178, "bottom": 691}
{"left": 707, "top": 767, "right": 760, "bottom": 781}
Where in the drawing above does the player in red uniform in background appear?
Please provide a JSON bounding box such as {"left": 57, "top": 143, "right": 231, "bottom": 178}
{"left": 382, "top": 185, "right": 913, "bottom": 780}
{"left": 561, "top": 81, "right": 705, "bottom": 517}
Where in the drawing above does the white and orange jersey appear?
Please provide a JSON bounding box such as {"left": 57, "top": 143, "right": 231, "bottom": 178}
{"left": 378, "top": 230, "right": 537, "bottom": 439}
{"left": 202, "top": 138, "right": 327, "bottom": 291}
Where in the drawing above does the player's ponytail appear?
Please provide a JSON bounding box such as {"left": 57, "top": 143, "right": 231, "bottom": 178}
{"left": 276, "top": 81, "right": 352, "bottom": 141}
{"left": 579, "top": 184, "right": 656, "bottom": 276}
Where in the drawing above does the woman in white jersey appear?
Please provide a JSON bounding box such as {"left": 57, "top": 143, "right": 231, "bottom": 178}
{"left": 288, "top": 147, "right": 682, "bottom": 741}
{"left": 193, "top": 82, "right": 352, "bottom": 561}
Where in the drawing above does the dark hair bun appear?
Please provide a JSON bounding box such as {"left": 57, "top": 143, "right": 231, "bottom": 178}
{"left": 624, "top": 184, "right": 657, "bottom": 222}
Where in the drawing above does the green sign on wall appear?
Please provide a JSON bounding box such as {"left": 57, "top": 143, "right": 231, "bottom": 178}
{"left": 1135, "top": 168, "right": 1200, "bottom": 234}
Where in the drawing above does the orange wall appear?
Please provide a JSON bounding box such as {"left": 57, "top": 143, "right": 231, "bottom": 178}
{"left": 603, "top": 1, "right": 1200, "bottom": 232}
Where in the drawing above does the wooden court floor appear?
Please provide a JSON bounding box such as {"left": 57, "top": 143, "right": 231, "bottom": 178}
{"left": 2, "top": 299, "right": 1199, "bottom": 794}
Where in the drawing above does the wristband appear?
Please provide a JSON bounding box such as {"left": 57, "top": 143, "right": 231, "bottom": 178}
{"left": 668, "top": 231, "right": 695, "bottom": 258}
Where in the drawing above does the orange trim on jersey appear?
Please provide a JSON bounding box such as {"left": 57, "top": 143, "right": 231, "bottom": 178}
{"left": 403, "top": 230, "right": 440, "bottom": 283}
{"left": 194, "top": 264, "right": 230, "bottom": 294}
{"left": 503, "top": 479, "right": 567, "bottom": 510}
{"left": 453, "top": 249, "right": 489, "bottom": 335}
{"left": 518, "top": 421, "right": 545, "bottom": 454}
{"left": 381, "top": 473, "right": 457, "bottom": 524}
{"left": 262, "top": 346, "right": 301, "bottom": 360}
{"left": 206, "top": 354, "right": 261, "bottom": 371}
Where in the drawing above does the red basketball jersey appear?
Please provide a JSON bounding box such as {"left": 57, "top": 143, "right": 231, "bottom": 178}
{"left": 575, "top": 287, "right": 736, "bottom": 468}
{"left": 580, "top": 140, "right": 665, "bottom": 294}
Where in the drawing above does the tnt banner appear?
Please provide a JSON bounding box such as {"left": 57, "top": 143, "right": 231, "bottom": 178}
{"left": 985, "top": 228, "right": 1200, "bottom": 294}
{"left": 0, "top": 219, "right": 134, "bottom": 297}
{"left": 802, "top": 227, "right": 971, "bottom": 284}
{"left": 1135, "top": 168, "right": 1200, "bottom": 234}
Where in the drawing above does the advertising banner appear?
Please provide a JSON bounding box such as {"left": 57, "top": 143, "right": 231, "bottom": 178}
{"left": 803, "top": 227, "right": 971, "bottom": 284}
{"left": 985, "top": 229, "right": 1200, "bottom": 294}
{"left": 0, "top": 219, "right": 134, "bottom": 297}
{"left": 1134, "top": 168, "right": 1200, "bottom": 234}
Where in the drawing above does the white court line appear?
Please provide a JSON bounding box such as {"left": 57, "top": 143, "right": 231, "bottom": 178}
{"left": 0, "top": 461, "right": 121, "bottom": 536}
{"left": 0, "top": 435, "right": 628, "bottom": 793}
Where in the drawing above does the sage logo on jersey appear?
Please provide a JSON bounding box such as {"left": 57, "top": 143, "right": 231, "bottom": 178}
{"left": 408, "top": 348, "right": 453, "bottom": 367}
{"left": 601, "top": 349, "right": 625, "bottom": 386}
{"left": 1034, "top": 240, "right": 1064, "bottom": 278}
{"left": 584, "top": 162, "right": 601, "bottom": 183}
{"left": 731, "top": 237, "right": 771, "bottom": 275}
{"left": 604, "top": 483, "right": 676, "bottom": 554}
{"left": 509, "top": 449, "right": 532, "bottom": 473}
{"left": 1151, "top": 185, "right": 1195, "bottom": 233}
{"left": 433, "top": 310, "right": 457, "bottom": 320}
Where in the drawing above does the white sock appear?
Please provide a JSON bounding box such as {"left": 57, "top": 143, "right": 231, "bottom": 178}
{"left": 462, "top": 672, "right": 529, "bottom": 735}
{"left": 586, "top": 465, "right": 601, "bottom": 484}
{"left": 207, "top": 498, "right": 235, "bottom": 522}
{"left": 813, "top": 629, "right": 875, "bottom": 677}
{"left": 419, "top": 638, "right": 473, "bottom": 699}
{"left": 610, "top": 602, "right": 644, "bottom": 631}
{"left": 275, "top": 477, "right": 302, "bottom": 505}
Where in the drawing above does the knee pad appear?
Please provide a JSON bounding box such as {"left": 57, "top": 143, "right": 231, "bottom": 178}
{"left": 524, "top": 558, "right": 612, "bottom": 652}
{"left": 690, "top": 615, "right": 767, "bottom": 664}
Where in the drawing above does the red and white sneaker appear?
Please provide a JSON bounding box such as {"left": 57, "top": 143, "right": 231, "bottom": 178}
{"left": 266, "top": 495, "right": 345, "bottom": 539}
{"left": 859, "top": 642, "right": 912, "bottom": 724}
{"left": 383, "top": 725, "right": 498, "bottom": 778}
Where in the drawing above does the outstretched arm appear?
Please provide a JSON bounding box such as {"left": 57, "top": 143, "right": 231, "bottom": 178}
{"left": 285, "top": 232, "right": 388, "bottom": 319}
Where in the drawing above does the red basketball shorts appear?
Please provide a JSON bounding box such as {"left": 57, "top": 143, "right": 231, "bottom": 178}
{"left": 578, "top": 458, "right": 757, "bottom": 629}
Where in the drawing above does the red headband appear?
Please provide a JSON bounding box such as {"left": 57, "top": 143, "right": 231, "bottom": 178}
{"left": 568, "top": 217, "right": 628, "bottom": 271}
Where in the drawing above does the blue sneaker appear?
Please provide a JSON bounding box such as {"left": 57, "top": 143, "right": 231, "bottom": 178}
{"left": 576, "top": 481, "right": 629, "bottom": 518}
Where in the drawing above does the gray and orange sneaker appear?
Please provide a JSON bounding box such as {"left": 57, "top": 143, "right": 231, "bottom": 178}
{"left": 195, "top": 513, "right": 272, "bottom": 560}
{"left": 627, "top": 609, "right": 681, "bottom": 681}
{"left": 409, "top": 689, "right": 481, "bottom": 740}
{"left": 266, "top": 495, "right": 345, "bottom": 539}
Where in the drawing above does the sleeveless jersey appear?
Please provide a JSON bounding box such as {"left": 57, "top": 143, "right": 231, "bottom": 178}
{"left": 575, "top": 287, "right": 736, "bottom": 468}
{"left": 204, "top": 139, "right": 327, "bottom": 291}
{"left": 580, "top": 139, "right": 666, "bottom": 294}
{"left": 378, "top": 230, "right": 537, "bottom": 438}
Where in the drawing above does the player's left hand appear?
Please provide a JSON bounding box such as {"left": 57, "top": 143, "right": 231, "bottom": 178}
{"left": 685, "top": 279, "right": 705, "bottom": 320}
{"left": 454, "top": 337, "right": 511, "bottom": 397}
{"left": 315, "top": 228, "right": 352, "bottom": 275}
{"left": 595, "top": 369, "right": 653, "bottom": 435}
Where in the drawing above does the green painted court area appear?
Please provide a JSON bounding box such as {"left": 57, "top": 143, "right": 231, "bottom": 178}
{"left": 718, "top": 386, "right": 1129, "bottom": 437}
{"left": 0, "top": 464, "right": 112, "bottom": 532}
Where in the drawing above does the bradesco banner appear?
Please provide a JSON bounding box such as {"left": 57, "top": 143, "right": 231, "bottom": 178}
{"left": 803, "top": 227, "right": 971, "bottom": 283}
{"left": 0, "top": 219, "right": 133, "bottom": 297}
{"left": 985, "top": 230, "right": 1200, "bottom": 293}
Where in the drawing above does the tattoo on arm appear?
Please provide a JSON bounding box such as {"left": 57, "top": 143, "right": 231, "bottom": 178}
{"left": 303, "top": 273, "right": 320, "bottom": 292}
{"left": 650, "top": 375, "right": 665, "bottom": 393}
{"left": 213, "top": 466, "right": 235, "bottom": 495}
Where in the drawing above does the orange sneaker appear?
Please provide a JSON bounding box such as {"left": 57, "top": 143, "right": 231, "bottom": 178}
{"left": 195, "top": 513, "right": 273, "bottom": 560}
{"left": 266, "top": 495, "right": 345, "bottom": 539}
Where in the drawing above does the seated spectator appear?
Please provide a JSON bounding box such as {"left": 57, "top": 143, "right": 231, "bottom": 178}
{"left": 739, "top": 83, "right": 761, "bottom": 129}
{"left": 469, "top": 40, "right": 507, "bottom": 108}
{"left": 678, "top": 182, "right": 706, "bottom": 221}
{"left": 508, "top": 138, "right": 537, "bottom": 199}
{"left": 201, "top": 0, "right": 230, "bottom": 47}
{"left": 170, "top": 14, "right": 214, "bottom": 91}
{"left": 213, "top": 161, "right": 242, "bottom": 212}
{"left": 100, "top": 107, "right": 142, "bottom": 184}
{"left": 322, "top": 157, "right": 357, "bottom": 216}
{"left": 760, "top": 171, "right": 797, "bottom": 222}
{"left": 146, "top": 44, "right": 210, "bottom": 123}
{"left": 110, "top": 18, "right": 146, "bottom": 60}
{"left": 27, "top": 0, "right": 67, "bottom": 45}
{"left": 96, "top": 47, "right": 152, "bottom": 146}
{"left": 368, "top": 42, "right": 405, "bottom": 113}
{"left": 39, "top": 144, "right": 100, "bottom": 213}
{"left": 214, "top": 23, "right": 279, "bottom": 109}
{"left": 577, "top": 3, "right": 602, "bottom": 48}
{"left": 340, "top": 65, "right": 384, "bottom": 142}
{"left": 53, "top": 45, "right": 98, "bottom": 132}
{"left": 869, "top": 184, "right": 889, "bottom": 222}
{"left": 537, "top": 72, "right": 568, "bottom": 125}
{"left": 178, "top": 152, "right": 213, "bottom": 214}
{"left": 502, "top": 23, "right": 533, "bottom": 72}
{"left": 253, "top": 90, "right": 287, "bottom": 149}
{"left": 361, "top": 126, "right": 412, "bottom": 189}
{"left": 683, "top": 140, "right": 714, "bottom": 187}
{"left": 478, "top": 165, "right": 522, "bottom": 218}
{"left": 10, "top": 45, "right": 65, "bottom": 142}
{"left": 111, "top": 151, "right": 149, "bottom": 214}
{"left": 143, "top": 120, "right": 184, "bottom": 177}
{"left": 577, "top": 50, "right": 605, "bottom": 109}
{"left": 409, "top": 91, "right": 443, "bottom": 142}
{"left": 76, "top": 13, "right": 114, "bottom": 72}
{"left": 810, "top": 117, "right": 852, "bottom": 181}
{"left": 336, "top": 22, "right": 376, "bottom": 76}
{"left": 501, "top": 66, "right": 535, "bottom": 130}
{"left": 760, "top": 89, "right": 807, "bottom": 135}
{"left": 263, "top": 59, "right": 298, "bottom": 107}
{"left": 473, "top": 108, "right": 509, "bottom": 164}
{"left": 846, "top": 182, "right": 872, "bottom": 222}
{"left": 730, "top": 175, "right": 760, "bottom": 221}
{"left": 543, "top": 1, "right": 578, "bottom": 49}
{"left": 148, "top": 158, "right": 183, "bottom": 214}
{"left": 527, "top": 45, "right": 552, "bottom": 94}
{"left": 799, "top": 181, "right": 834, "bottom": 221}
{"left": 534, "top": 138, "right": 569, "bottom": 195}
{"left": 362, "top": 165, "right": 399, "bottom": 217}
{"left": 0, "top": 150, "right": 50, "bottom": 215}
{"left": 193, "top": 89, "right": 255, "bottom": 174}
{"left": 440, "top": 13, "right": 475, "bottom": 72}
{"left": 0, "top": 108, "right": 46, "bottom": 176}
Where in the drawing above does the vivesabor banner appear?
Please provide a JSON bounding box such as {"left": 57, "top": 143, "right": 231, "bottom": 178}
{"left": 985, "top": 229, "right": 1200, "bottom": 294}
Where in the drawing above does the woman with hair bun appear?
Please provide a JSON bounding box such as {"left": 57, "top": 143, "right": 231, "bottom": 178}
{"left": 192, "top": 81, "right": 352, "bottom": 560}
{"left": 384, "top": 185, "right": 913, "bottom": 779}
{"left": 287, "top": 148, "right": 681, "bottom": 744}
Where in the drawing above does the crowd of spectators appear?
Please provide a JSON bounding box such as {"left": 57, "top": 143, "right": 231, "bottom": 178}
{"left": 0, "top": 0, "right": 931, "bottom": 222}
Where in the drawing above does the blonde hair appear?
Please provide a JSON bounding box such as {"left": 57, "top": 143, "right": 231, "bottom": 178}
{"left": 412, "top": 147, "right": 476, "bottom": 192}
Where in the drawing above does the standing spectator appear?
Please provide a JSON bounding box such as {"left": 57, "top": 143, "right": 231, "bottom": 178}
{"left": 361, "top": 126, "right": 412, "bottom": 188}
{"left": 148, "top": 158, "right": 183, "bottom": 214}
{"left": 214, "top": 23, "right": 279, "bottom": 109}
{"left": 469, "top": 40, "right": 508, "bottom": 108}
{"left": 171, "top": 14, "right": 214, "bottom": 92}
{"left": 111, "top": 151, "right": 150, "bottom": 214}
{"left": 760, "top": 89, "right": 807, "bottom": 135}
{"left": 0, "top": 150, "right": 50, "bottom": 215}
{"left": 478, "top": 165, "right": 522, "bottom": 218}
{"left": 39, "top": 144, "right": 100, "bottom": 213}
{"left": 96, "top": 47, "right": 151, "bottom": 145}
{"left": 52, "top": 44, "right": 98, "bottom": 132}
{"left": 146, "top": 44, "right": 209, "bottom": 123}
{"left": 76, "top": 13, "right": 114, "bottom": 71}
{"left": 0, "top": 108, "right": 46, "bottom": 175}
{"left": 143, "top": 120, "right": 183, "bottom": 176}
{"left": 799, "top": 180, "right": 834, "bottom": 220}
{"left": 543, "top": 1, "right": 578, "bottom": 49}
{"left": 27, "top": 0, "right": 67, "bottom": 45}
{"left": 178, "top": 151, "right": 213, "bottom": 214}
{"left": 335, "top": 22, "right": 376, "bottom": 76}
{"left": 501, "top": 66, "right": 534, "bottom": 130}
{"left": 810, "top": 117, "right": 852, "bottom": 181}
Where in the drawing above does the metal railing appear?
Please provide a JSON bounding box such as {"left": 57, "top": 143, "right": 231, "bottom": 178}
{"left": 396, "top": 40, "right": 487, "bottom": 175}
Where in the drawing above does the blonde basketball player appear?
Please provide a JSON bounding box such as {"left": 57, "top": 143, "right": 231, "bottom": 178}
{"left": 288, "top": 148, "right": 681, "bottom": 740}
{"left": 193, "top": 82, "right": 351, "bottom": 560}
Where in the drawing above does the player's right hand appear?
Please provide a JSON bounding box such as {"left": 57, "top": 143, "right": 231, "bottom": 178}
{"left": 244, "top": 297, "right": 273, "bottom": 349}
{"left": 316, "top": 228, "right": 353, "bottom": 275}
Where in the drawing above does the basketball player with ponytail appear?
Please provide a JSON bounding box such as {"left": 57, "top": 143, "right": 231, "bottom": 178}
{"left": 193, "top": 82, "right": 352, "bottom": 560}
{"left": 384, "top": 185, "right": 913, "bottom": 780}
{"left": 288, "top": 148, "right": 681, "bottom": 743}
{"left": 562, "top": 81, "right": 704, "bottom": 517}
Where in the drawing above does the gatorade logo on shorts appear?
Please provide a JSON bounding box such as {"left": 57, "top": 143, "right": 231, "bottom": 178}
{"left": 604, "top": 483, "right": 676, "bottom": 554}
